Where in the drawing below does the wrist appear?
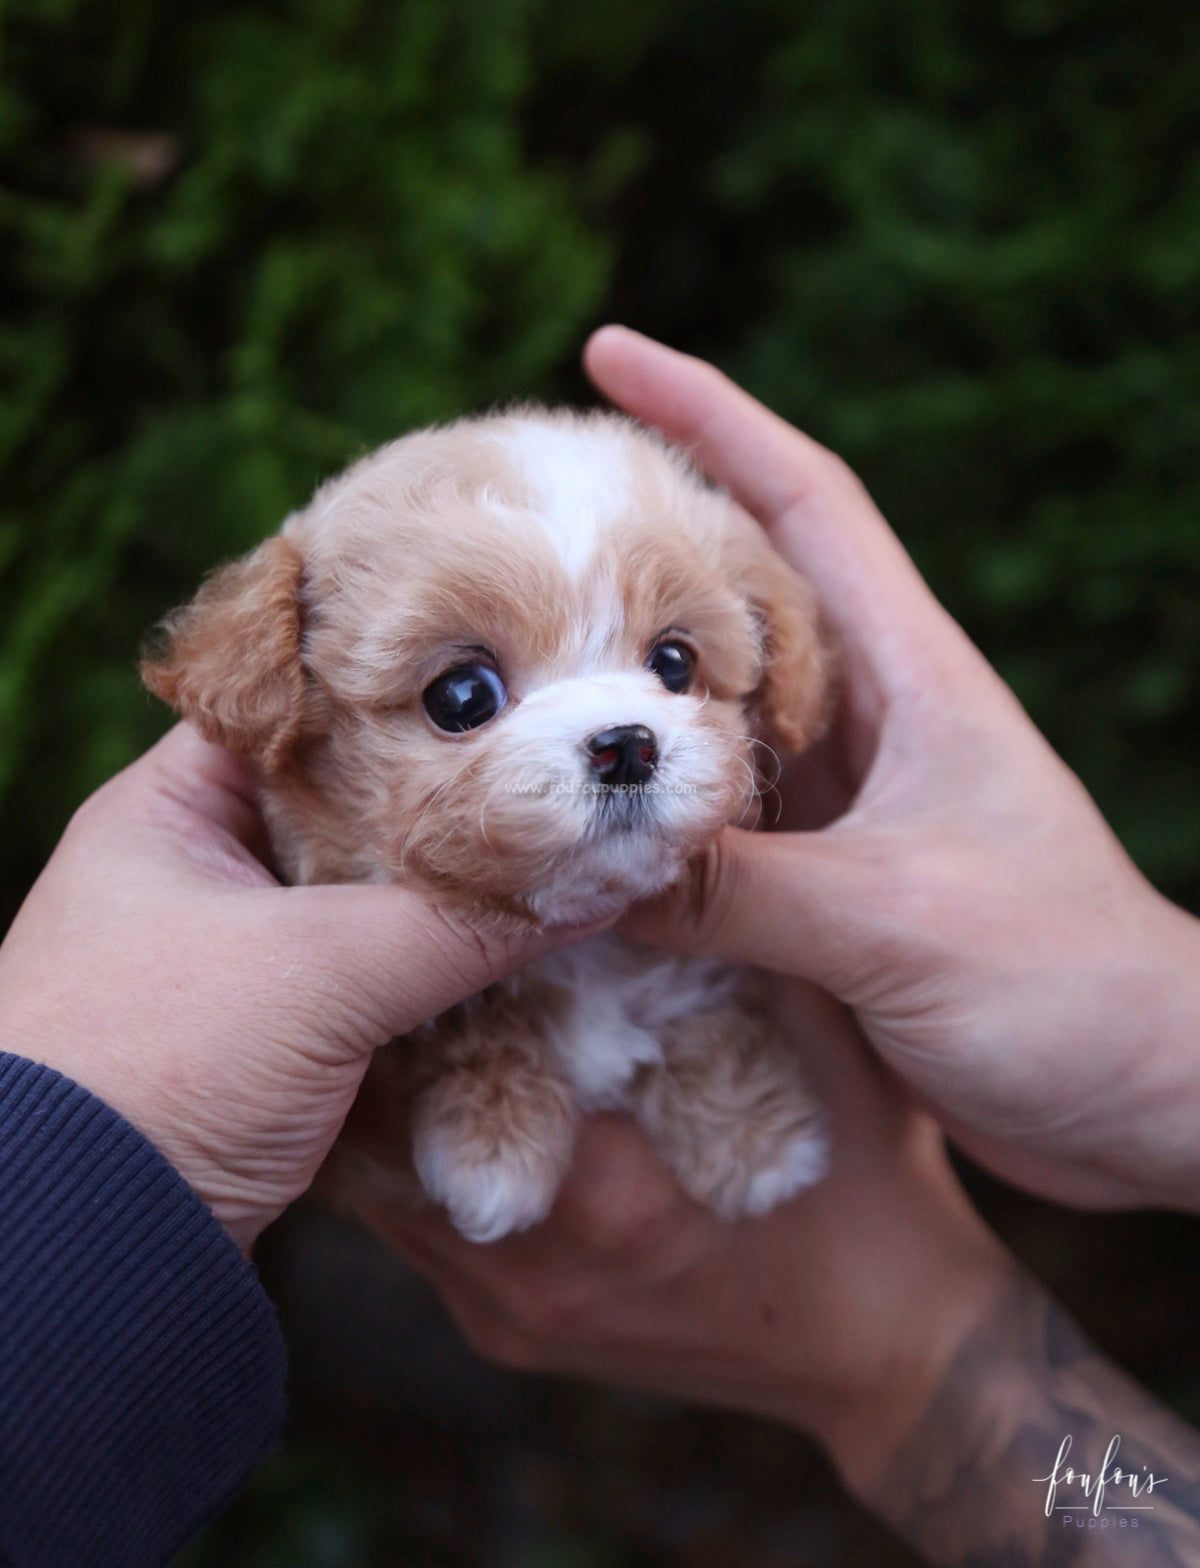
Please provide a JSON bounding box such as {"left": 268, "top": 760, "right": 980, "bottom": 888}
{"left": 821, "top": 1253, "right": 1200, "bottom": 1566}
{"left": 812, "top": 1231, "right": 1018, "bottom": 1506}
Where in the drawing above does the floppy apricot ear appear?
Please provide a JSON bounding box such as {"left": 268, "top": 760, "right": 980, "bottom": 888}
{"left": 141, "top": 535, "right": 305, "bottom": 770}
{"left": 732, "top": 528, "right": 830, "bottom": 753}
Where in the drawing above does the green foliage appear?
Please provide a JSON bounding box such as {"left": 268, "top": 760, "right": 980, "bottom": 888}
{"left": 0, "top": 0, "right": 612, "bottom": 897}
{"left": 3, "top": 0, "right": 1198, "bottom": 917}
{"left": 541, "top": 0, "right": 1200, "bottom": 902}
{"left": 720, "top": 0, "right": 1200, "bottom": 895}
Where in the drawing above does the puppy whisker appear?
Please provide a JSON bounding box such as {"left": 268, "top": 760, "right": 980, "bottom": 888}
{"left": 749, "top": 735, "right": 784, "bottom": 792}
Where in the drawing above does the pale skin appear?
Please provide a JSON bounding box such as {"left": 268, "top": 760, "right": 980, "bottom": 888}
{"left": 0, "top": 722, "right": 585, "bottom": 1254}
{"left": 3, "top": 327, "right": 1200, "bottom": 1563}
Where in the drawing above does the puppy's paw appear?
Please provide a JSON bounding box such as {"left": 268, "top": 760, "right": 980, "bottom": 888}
{"left": 413, "top": 1129, "right": 562, "bottom": 1243}
{"left": 658, "top": 1103, "right": 830, "bottom": 1222}
{"left": 630, "top": 995, "right": 832, "bottom": 1222}
{"left": 737, "top": 1118, "right": 831, "bottom": 1217}
{"left": 411, "top": 1067, "right": 576, "bottom": 1244}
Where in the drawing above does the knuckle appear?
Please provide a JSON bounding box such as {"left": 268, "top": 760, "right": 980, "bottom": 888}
{"left": 423, "top": 899, "right": 538, "bottom": 989}
{"left": 802, "top": 438, "right": 871, "bottom": 508}
{"left": 556, "top": 1163, "right": 683, "bottom": 1264}
{"left": 692, "top": 353, "right": 734, "bottom": 397}
{"left": 588, "top": 1201, "right": 674, "bottom": 1264}
{"left": 681, "top": 834, "right": 742, "bottom": 953}
{"left": 561, "top": 1193, "right": 634, "bottom": 1257}
{"left": 427, "top": 900, "right": 497, "bottom": 976}
{"left": 821, "top": 444, "right": 866, "bottom": 497}
{"left": 777, "top": 439, "right": 858, "bottom": 514}
{"left": 894, "top": 618, "right": 974, "bottom": 703}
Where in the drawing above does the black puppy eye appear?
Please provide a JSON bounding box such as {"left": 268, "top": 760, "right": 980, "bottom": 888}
{"left": 647, "top": 639, "right": 695, "bottom": 694}
{"left": 422, "top": 663, "right": 507, "bottom": 732}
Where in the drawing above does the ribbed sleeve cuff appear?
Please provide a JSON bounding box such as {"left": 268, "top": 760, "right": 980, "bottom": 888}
{"left": 0, "top": 1052, "right": 288, "bottom": 1568}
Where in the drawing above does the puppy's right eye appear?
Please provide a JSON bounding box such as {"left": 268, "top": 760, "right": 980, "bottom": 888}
{"left": 422, "top": 663, "right": 507, "bottom": 732}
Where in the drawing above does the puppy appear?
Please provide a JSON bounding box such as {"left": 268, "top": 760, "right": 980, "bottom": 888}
{"left": 142, "top": 409, "right": 832, "bottom": 1242}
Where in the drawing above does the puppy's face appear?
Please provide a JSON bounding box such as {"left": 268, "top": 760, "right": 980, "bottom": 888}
{"left": 144, "top": 412, "right": 826, "bottom": 924}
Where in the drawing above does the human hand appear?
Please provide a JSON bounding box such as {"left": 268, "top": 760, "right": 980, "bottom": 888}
{"left": 0, "top": 725, "right": 574, "bottom": 1252}
{"left": 374, "top": 981, "right": 1200, "bottom": 1565}
{"left": 587, "top": 325, "right": 1200, "bottom": 1212}
{"left": 367, "top": 979, "right": 1011, "bottom": 1493}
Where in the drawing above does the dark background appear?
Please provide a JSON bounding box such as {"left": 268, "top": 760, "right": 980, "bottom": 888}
{"left": 2, "top": 2, "right": 1198, "bottom": 1563}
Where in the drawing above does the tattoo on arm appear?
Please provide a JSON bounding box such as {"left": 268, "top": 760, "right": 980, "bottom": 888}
{"left": 874, "top": 1266, "right": 1200, "bottom": 1566}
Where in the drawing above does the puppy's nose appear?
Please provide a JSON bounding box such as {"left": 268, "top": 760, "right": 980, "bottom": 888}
{"left": 586, "top": 725, "right": 659, "bottom": 787}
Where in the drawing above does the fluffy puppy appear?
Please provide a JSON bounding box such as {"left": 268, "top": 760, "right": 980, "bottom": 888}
{"left": 143, "top": 409, "right": 831, "bottom": 1242}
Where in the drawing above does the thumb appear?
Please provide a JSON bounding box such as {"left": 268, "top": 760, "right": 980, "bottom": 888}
{"left": 257, "top": 881, "right": 603, "bottom": 1058}
{"left": 619, "top": 825, "right": 875, "bottom": 996}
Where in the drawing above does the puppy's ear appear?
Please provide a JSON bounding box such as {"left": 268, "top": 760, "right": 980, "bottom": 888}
{"left": 731, "top": 527, "right": 830, "bottom": 753}
{"left": 141, "top": 535, "right": 305, "bottom": 770}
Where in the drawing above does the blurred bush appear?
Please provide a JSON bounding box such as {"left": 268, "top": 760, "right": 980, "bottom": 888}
{"left": 539, "top": 0, "right": 1200, "bottom": 901}
{"left": 3, "top": 0, "right": 1198, "bottom": 911}
{"left": 0, "top": 0, "right": 611, "bottom": 906}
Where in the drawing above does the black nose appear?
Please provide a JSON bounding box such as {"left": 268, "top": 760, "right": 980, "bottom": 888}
{"left": 586, "top": 725, "right": 659, "bottom": 787}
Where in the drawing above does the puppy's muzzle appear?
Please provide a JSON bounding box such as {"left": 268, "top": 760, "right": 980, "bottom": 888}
{"left": 586, "top": 725, "right": 658, "bottom": 788}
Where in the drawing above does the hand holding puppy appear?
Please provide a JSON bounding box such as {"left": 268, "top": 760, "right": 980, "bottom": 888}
{"left": 593, "top": 327, "right": 1200, "bottom": 1214}
{"left": 372, "top": 981, "right": 1014, "bottom": 1499}
{"left": 385, "top": 990, "right": 1200, "bottom": 1566}
{"left": 0, "top": 724, "right": 575, "bottom": 1253}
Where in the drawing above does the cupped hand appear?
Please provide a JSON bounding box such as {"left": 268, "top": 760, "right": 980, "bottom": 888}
{"left": 366, "top": 980, "right": 1012, "bottom": 1492}
{"left": 587, "top": 326, "right": 1200, "bottom": 1212}
{"left": 0, "top": 725, "right": 573, "bottom": 1252}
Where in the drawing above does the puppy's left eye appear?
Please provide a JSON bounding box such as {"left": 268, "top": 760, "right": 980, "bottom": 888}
{"left": 422, "top": 663, "right": 507, "bottom": 732}
{"left": 647, "top": 639, "right": 695, "bottom": 694}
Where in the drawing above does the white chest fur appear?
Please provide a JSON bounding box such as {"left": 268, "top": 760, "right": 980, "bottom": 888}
{"left": 410, "top": 931, "right": 826, "bottom": 1242}
{"left": 531, "top": 933, "right": 741, "bottom": 1111}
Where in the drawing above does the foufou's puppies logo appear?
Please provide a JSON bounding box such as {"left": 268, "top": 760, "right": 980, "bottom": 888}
{"left": 1035, "top": 1434, "right": 1166, "bottom": 1529}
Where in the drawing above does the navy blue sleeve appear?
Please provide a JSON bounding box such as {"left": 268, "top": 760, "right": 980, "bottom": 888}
{"left": 0, "top": 1052, "right": 288, "bottom": 1568}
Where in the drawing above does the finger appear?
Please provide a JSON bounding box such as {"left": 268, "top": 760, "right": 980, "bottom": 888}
{"left": 548, "top": 1116, "right": 700, "bottom": 1262}
{"left": 584, "top": 327, "right": 957, "bottom": 681}
{"left": 111, "top": 723, "right": 269, "bottom": 856}
{"left": 368, "top": 1118, "right": 697, "bottom": 1280}
{"left": 619, "top": 824, "right": 878, "bottom": 999}
{"left": 248, "top": 881, "right": 605, "bottom": 1059}
{"left": 586, "top": 325, "right": 846, "bottom": 522}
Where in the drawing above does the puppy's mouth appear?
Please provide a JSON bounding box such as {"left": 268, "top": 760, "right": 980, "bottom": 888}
{"left": 588, "top": 780, "right": 658, "bottom": 834}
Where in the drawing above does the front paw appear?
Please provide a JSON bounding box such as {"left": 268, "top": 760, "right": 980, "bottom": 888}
{"left": 738, "top": 1119, "right": 831, "bottom": 1217}
{"left": 411, "top": 1072, "right": 576, "bottom": 1243}
{"left": 631, "top": 1005, "right": 832, "bottom": 1221}
{"left": 661, "top": 1107, "right": 831, "bottom": 1222}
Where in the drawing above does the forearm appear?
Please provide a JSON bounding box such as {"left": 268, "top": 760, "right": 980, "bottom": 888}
{"left": 842, "top": 1261, "right": 1200, "bottom": 1566}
